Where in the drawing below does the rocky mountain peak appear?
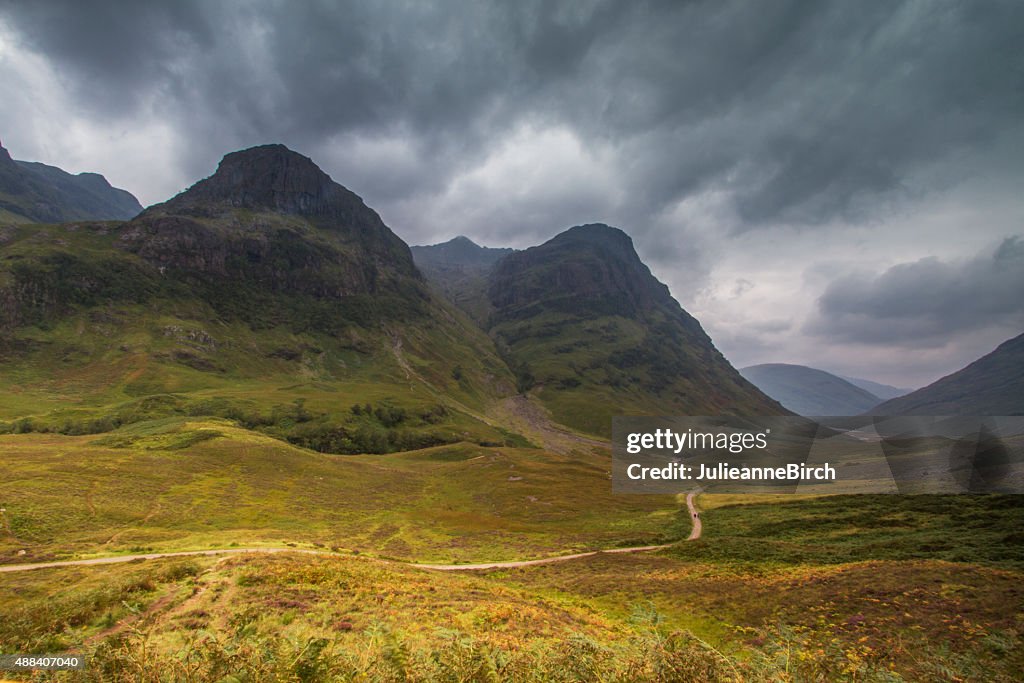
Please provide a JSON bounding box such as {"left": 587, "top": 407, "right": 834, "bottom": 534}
{"left": 548, "top": 223, "right": 635, "bottom": 249}
{"left": 154, "top": 144, "right": 371, "bottom": 222}
{"left": 488, "top": 223, "right": 673, "bottom": 317}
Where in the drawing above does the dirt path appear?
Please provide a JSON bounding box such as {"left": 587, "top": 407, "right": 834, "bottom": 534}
{"left": 409, "top": 544, "right": 671, "bottom": 571}
{"left": 686, "top": 491, "right": 702, "bottom": 540}
{"left": 0, "top": 547, "right": 322, "bottom": 574}
{"left": 0, "top": 495, "right": 702, "bottom": 575}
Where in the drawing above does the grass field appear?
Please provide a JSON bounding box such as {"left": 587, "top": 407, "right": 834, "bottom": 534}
{"left": 2, "top": 529, "right": 1021, "bottom": 680}
{"left": 674, "top": 493, "right": 1024, "bottom": 568}
{"left": 0, "top": 425, "right": 685, "bottom": 566}
{"left": 1, "top": 417, "right": 1022, "bottom": 681}
{"left": 494, "top": 494, "right": 1024, "bottom": 682}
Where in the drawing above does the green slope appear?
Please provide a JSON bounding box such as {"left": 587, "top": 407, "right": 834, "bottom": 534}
{"left": 0, "top": 146, "right": 519, "bottom": 453}
{"left": 486, "top": 224, "right": 788, "bottom": 435}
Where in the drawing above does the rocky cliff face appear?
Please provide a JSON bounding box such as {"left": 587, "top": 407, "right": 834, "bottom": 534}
{"left": 119, "top": 145, "right": 425, "bottom": 317}
{"left": 153, "top": 144, "right": 392, "bottom": 229}
{"left": 488, "top": 224, "right": 680, "bottom": 320}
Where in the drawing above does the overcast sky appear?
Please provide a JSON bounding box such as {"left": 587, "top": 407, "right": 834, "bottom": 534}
{"left": 1, "top": 0, "right": 1021, "bottom": 388}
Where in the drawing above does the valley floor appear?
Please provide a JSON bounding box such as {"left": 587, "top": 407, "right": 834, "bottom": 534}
{"left": 1, "top": 429, "right": 1022, "bottom": 681}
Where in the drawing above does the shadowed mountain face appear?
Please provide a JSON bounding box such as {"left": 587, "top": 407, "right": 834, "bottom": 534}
{"left": 0, "top": 141, "right": 142, "bottom": 223}
{"left": 486, "top": 224, "right": 787, "bottom": 434}
{"left": 489, "top": 225, "right": 673, "bottom": 318}
{"left": 411, "top": 236, "right": 516, "bottom": 325}
{"left": 412, "top": 236, "right": 514, "bottom": 270}
{"left": 122, "top": 144, "right": 426, "bottom": 324}
{"left": 155, "top": 144, "right": 390, "bottom": 226}
{"left": 872, "top": 333, "right": 1024, "bottom": 416}
{"left": 740, "top": 363, "right": 883, "bottom": 416}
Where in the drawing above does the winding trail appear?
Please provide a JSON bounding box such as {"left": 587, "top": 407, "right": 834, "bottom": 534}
{"left": 0, "top": 494, "right": 701, "bottom": 575}
{"left": 686, "top": 490, "right": 702, "bottom": 540}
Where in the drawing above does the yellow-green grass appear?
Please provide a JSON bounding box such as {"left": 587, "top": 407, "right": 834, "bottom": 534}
{"left": 494, "top": 551, "right": 1024, "bottom": 682}
{"left": 696, "top": 493, "right": 827, "bottom": 511}
{"left": 0, "top": 424, "right": 683, "bottom": 566}
{"left": 0, "top": 553, "right": 747, "bottom": 682}
{"left": 0, "top": 553, "right": 633, "bottom": 653}
{"left": 5, "top": 550, "right": 1020, "bottom": 681}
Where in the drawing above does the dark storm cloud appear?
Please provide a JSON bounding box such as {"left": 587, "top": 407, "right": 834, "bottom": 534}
{"left": 811, "top": 237, "right": 1024, "bottom": 346}
{"left": 2, "top": 0, "right": 1022, "bottom": 385}
{"left": 0, "top": 1, "right": 214, "bottom": 112}
{"left": 2, "top": 0, "right": 1021, "bottom": 229}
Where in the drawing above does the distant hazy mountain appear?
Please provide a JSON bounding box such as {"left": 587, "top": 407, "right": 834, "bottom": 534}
{"left": 0, "top": 141, "right": 142, "bottom": 223}
{"left": 487, "top": 224, "right": 787, "bottom": 434}
{"left": 871, "top": 333, "right": 1024, "bottom": 415}
{"left": 412, "top": 236, "right": 514, "bottom": 270}
{"left": 411, "top": 236, "right": 515, "bottom": 324}
{"left": 740, "top": 363, "right": 883, "bottom": 416}
{"left": 837, "top": 375, "right": 911, "bottom": 401}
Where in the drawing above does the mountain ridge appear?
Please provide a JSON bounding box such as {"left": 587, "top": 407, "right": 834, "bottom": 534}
{"left": 0, "top": 140, "right": 142, "bottom": 223}
{"left": 871, "top": 333, "right": 1024, "bottom": 415}
{"left": 837, "top": 374, "right": 911, "bottom": 401}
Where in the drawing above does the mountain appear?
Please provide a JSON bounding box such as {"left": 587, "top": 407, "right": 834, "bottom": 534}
{"left": 411, "top": 236, "right": 515, "bottom": 325}
{"left": 871, "top": 333, "right": 1024, "bottom": 415}
{"left": 0, "top": 140, "right": 142, "bottom": 223}
{"left": 124, "top": 144, "right": 428, "bottom": 327}
{"left": 0, "top": 146, "right": 787, "bottom": 446}
{"left": 837, "top": 375, "right": 911, "bottom": 401}
{"left": 0, "top": 144, "right": 517, "bottom": 453}
{"left": 486, "top": 223, "right": 787, "bottom": 434}
{"left": 412, "top": 235, "right": 514, "bottom": 270}
{"left": 739, "top": 363, "right": 883, "bottom": 416}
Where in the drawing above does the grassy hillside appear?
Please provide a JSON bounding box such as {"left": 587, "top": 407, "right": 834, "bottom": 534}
{"left": 0, "top": 146, "right": 522, "bottom": 444}
{"left": 0, "top": 214, "right": 522, "bottom": 455}
{"left": 0, "top": 425, "right": 683, "bottom": 566}
{"left": 487, "top": 225, "right": 787, "bottom": 435}
{"left": 498, "top": 494, "right": 1024, "bottom": 682}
